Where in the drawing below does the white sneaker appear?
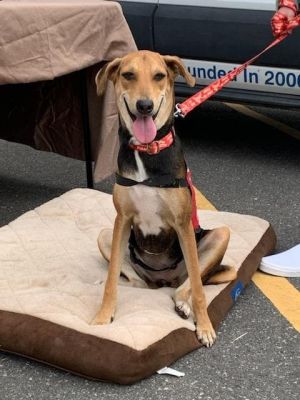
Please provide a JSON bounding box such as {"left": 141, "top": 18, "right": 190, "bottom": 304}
{"left": 259, "top": 244, "right": 300, "bottom": 277}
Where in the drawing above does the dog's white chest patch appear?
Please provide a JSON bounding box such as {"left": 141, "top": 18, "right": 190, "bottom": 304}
{"left": 127, "top": 151, "right": 167, "bottom": 236}
{"left": 130, "top": 186, "right": 166, "bottom": 236}
{"left": 132, "top": 150, "right": 148, "bottom": 182}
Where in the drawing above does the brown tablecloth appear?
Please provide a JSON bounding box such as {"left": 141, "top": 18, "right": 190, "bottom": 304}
{"left": 0, "top": 0, "right": 137, "bottom": 181}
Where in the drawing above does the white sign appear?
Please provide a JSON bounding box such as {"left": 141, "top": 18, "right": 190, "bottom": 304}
{"left": 181, "top": 59, "right": 300, "bottom": 95}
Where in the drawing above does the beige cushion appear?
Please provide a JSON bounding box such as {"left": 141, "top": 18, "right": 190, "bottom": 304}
{"left": 0, "top": 189, "right": 276, "bottom": 383}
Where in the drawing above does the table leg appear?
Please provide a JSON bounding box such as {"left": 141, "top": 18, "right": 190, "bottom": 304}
{"left": 79, "top": 69, "right": 94, "bottom": 189}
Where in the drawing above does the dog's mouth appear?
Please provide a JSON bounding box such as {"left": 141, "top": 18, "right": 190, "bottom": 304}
{"left": 124, "top": 97, "right": 164, "bottom": 144}
{"left": 124, "top": 98, "right": 137, "bottom": 122}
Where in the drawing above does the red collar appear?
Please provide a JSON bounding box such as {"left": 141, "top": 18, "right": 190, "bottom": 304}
{"left": 129, "top": 131, "right": 174, "bottom": 155}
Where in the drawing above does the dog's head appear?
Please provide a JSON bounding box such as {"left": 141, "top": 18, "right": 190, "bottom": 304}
{"left": 95, "top": 50, "right": 195, "bottom": 144}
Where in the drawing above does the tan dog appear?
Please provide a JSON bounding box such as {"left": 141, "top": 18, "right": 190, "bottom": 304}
{"left": 92, "top": 51, "right": 236, "bottom": 347}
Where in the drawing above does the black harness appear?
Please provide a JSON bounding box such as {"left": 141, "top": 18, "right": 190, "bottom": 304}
{"left": 115, "top": 173, "right": 188, "bottom": 189}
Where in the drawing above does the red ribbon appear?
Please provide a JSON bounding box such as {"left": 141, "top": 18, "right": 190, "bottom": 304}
{"left": 175, "top": 16, "right": 300, "bottom": 118}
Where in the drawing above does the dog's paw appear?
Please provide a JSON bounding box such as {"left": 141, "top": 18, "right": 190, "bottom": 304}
{"left": 90, "top": 312, "right": 114, "bottom": 325}
{"left": 175, "top": 301, "right": 191, "bottom": 320}
{"left": 196, "top": 324, "right": 216, "bottom": 348}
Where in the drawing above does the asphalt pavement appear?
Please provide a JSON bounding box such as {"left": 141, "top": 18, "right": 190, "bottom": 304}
{"left": 0, "top": 101, "right": 299, "bottom": 400}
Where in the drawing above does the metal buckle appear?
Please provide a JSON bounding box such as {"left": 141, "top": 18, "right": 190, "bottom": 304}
{"left": 146, "top": 141, "right": 160, "bottom": 154}
{"left": 174, "top": 103, "right": 185, "bottom": 118}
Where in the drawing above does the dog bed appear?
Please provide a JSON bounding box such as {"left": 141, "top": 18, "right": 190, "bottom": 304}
{"left": 0, "top": 189, "right": 276, "bottom": 384}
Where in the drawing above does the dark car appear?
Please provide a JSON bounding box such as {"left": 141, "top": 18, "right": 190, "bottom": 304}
{"left": 119, "top": 0, "right": 300, "bottom": 108}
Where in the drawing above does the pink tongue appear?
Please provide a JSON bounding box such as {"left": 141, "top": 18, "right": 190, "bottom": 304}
{"left": 132, "top": 116, "right": 157, "bottom": 144}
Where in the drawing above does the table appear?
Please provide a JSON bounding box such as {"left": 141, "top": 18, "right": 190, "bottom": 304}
{"left": 0, "top": 0, "right": 137, "bottom": 185}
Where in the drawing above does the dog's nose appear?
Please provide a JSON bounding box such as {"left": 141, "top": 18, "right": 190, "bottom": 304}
{"left": 136, "top": 99, "right": 154, "bottom": 115}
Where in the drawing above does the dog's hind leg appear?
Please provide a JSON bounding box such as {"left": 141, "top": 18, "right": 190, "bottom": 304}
{"left": 174, "top": 227, "right": 234, "bottom": 317}
{"left": 174, "top": 226, "right": 236, "bottom": 345}
{"left": 97, "top": 228, "right": 113, "bottom": 262}
{"left": 205, "top": 265, "right": 237, "bottom": 284}
{"left": 92, "top": 214, "right": 131, "bottom": 325}
{"left": 200, "top": 226, "right": 237, "bottom": 284}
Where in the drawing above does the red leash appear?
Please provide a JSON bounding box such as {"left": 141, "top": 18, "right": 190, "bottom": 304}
{"left": 186, "top": 169, "right": 201, "bottom": 232}
{"left": 174, "top": 16, "right": 300, "bottom": 118}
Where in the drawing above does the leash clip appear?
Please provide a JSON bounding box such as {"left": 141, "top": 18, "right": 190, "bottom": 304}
{"left": 174, "top": 103, "right": 185, "bottom": 118}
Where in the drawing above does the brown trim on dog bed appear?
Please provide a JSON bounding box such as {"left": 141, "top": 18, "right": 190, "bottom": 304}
{"left": 208, "top": 224, "right": 276, "bottom": 329}
{"left": 0, "top": 225, "right": 276, "bottom": 385}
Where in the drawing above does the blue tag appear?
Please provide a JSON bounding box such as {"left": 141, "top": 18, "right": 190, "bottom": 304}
{"left": 231, "top": 281, "right": 244, "bottom": 302}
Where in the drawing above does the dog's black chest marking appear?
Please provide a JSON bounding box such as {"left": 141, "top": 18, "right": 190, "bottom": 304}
{"left": 117, "top": 122, "right": 185, "bottom": 180}
{"left": 133, "top": 225, "right": 178, "bottom": 255}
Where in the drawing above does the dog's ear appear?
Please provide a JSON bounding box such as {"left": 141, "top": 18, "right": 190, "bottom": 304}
{"left": 95, "top": 57, "right": 122, "bottom": 96}
{"left": 162, "top": 55, "right": 195, "bottom": 87}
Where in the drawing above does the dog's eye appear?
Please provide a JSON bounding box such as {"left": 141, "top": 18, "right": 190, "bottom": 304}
{"left": 154, "top": 73, "right": 166, "bottom": 81}
{"left": 122, "top": 72, "right": 135, "bottom": 81}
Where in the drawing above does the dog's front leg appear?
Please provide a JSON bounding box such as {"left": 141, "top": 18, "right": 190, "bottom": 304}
{"left": 176, "top": 220, "right": 216, "bottom": 347}
{"left": 92, "top": 213, "right": 131, "bottom": 325}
